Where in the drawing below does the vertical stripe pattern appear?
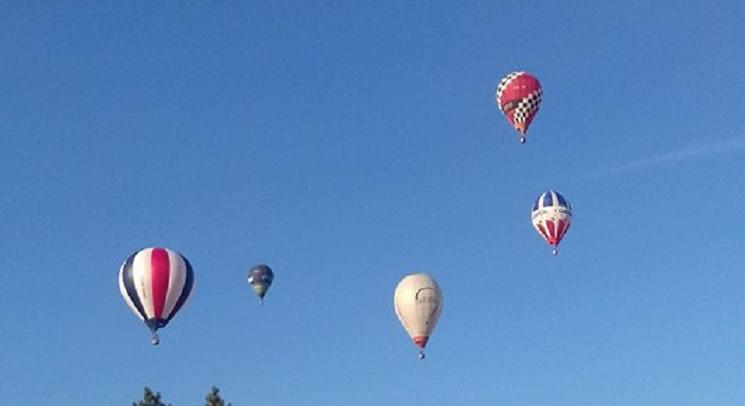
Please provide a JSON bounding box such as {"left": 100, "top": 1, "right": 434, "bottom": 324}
{"left": 119, "top": 247, "right": 195, "bottom": 332}
{"left": 150, "top": 248, "right": 170, "bottom": 320}
{"left": 167, "top": 256, "right": 194, "bottom": 323}
{"left": 161, "top": 249, "right": 187, "bottom": 321}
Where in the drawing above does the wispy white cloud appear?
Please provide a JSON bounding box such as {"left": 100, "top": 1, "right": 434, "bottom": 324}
{"left": 591, "top": 137, "right": 745, "bottom": 178}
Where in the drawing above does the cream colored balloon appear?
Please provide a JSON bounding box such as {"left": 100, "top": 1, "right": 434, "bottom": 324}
{"left": 393, "top": 273, "right": 443, "bottom": 359}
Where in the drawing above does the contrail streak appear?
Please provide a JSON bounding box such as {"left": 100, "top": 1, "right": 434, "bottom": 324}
{"left": 591, "top": 137, "right": 745, "bottom": 178}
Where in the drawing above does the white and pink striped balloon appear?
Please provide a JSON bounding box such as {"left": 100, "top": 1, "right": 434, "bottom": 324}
{"left": 118, "top": 247, "right": 194, "bottom": 345}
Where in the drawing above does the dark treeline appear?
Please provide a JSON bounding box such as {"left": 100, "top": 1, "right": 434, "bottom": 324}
{"left": 133, "top": 386, "right": 230, "bottom": 406}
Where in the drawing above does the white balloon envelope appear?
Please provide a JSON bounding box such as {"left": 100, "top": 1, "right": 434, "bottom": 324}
{"left": 393, "top": 273, "right": 443, "bottom": 359}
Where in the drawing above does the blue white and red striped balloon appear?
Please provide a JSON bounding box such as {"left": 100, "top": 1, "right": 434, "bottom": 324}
{"left": 531, "top": 190, "right": 572, "bottom": 255}
{"left": 118, "top": 247, "right": 195, "bottom": 345}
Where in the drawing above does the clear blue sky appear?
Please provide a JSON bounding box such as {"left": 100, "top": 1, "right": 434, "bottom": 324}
{"left": 2, "top": 1, "right": 745, "bottom": 405}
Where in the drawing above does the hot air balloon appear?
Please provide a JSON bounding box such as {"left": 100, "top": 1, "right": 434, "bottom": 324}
{"left": 247, "top": 264, "right": 274, "bottom": 304}
{"left": 394, "top": 273, "right": 443, "bottom": 359}
{"left": 495, "top": 71, "right": 543, "bottom": 144}
{"left": 118, "top": 247, "right": 195, "bottom": 345}
{"left": 531, "top": 190, "right": 572, "bottom": 255}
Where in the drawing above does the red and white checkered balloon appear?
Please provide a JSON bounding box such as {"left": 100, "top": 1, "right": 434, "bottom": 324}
{"left": 495, "top": 71, "right": 542, "bottom": 143}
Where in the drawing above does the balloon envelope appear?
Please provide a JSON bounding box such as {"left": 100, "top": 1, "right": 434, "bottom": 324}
{"left": 247, "top": 264, "right": 274, "bottom": 300}
{"left": 394, "top": 273, "right": 443, "bottom": 353}
{"left": 531, "top": 190, "right": 572, "bottom": 252}
{"left": 118, "top": 247, "right": 195, "bottom": 343}
{"left": 495, "top": 71, "right": 543, "bottom": 142}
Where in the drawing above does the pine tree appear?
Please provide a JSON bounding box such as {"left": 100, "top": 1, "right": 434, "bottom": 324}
{"left": 133, "top": 387, "right": 171, "bottom": 406}
{"left": 204, "top": 386, "right": 231, "bottom": 406}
